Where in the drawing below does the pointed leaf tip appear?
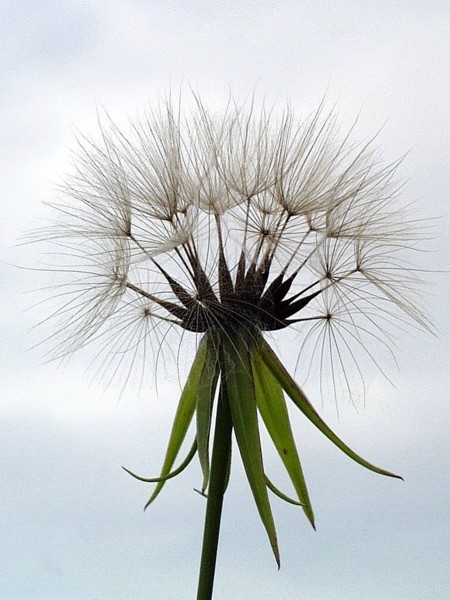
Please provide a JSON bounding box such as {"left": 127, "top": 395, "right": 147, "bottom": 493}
{"left": 257, "top": 336, "right": 403, "bottom": 481}
{"left": 145, "top": 335, "right": 210, "bottom": 507}
{"left": 221, "top": 333, "right": 280, "bottom": 567}
{"left": 251, "top": 341, "right": 315, "bottom": 528}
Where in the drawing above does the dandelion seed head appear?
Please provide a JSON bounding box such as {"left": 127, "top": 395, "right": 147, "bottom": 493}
{"left": 32, "top": 93, "right": 431, "bottom": 401}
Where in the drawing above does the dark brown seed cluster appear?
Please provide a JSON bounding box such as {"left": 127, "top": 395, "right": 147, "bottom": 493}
{"left": 153, "top": 245, "right": 321, "bottom": 333}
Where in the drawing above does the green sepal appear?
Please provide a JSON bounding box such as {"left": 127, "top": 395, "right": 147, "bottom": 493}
{"left": 195, "top": 441, "right": 232, "bottom": 498}
{"left": 145, "top": 334, "right": 210, "bottom": 509}
{"left": 196, "top": 341, "right": 220, "bottom": 493}
{"left": 251, "top": 343, "right": 315, "bottom": 527}
{"left": 258, "top": 336, "right": 403, "bottom": 480}
{"left": 265, "top": 475, "right": 304, "bottom": 506}
{"left": 122, "top": 439, "right": 197, "bottom": 483}
{"left": 221, "top": 334, "right": 280, "bottom": 568}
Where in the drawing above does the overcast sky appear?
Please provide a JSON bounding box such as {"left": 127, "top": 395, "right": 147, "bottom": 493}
{"left": 1, "top": 2, "right": 449, "bottom": 599}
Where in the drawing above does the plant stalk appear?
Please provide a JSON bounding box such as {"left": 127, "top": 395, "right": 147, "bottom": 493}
{"left": 196, "top": 385, "right": 232, "bottom": 600}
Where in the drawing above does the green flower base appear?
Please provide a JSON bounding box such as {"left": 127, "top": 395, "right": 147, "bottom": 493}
{"left": 124, "top": 329, "right": 402, "bottom": 599}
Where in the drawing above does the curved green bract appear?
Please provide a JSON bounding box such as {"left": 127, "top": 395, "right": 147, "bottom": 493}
{"left": 257, "top": 335, "right": 403, "bottom": 480}
{"left": 135, "top": 326, "right": 401, "bottom": 590}
{"left": 122, "top": 439, "right": 198, "bottom": 483}
{"left": 221, "top": 333, "right": 280, "bottom": 568}
{"left": 265, "top": 475, "right": 304, "bottom": 506}
{"left": 145, "top": 334, "right": 210, "bottom": 509}
{"left": 196, "top": 342, "right": 220, "bottom": 493}
{"left": 251, "top": 345, "right": 315, "bottom": 527}
{"left": 194, "top": 445, "right": 231, "bottom": 499}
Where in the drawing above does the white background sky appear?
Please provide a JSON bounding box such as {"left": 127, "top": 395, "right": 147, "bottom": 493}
{"left": 1, "top": 2, "right": 449, "bottom": 599}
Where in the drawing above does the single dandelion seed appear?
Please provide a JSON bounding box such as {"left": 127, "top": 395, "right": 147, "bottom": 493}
{"left": 31, "top": 94, "right": 431, "bottom": 600}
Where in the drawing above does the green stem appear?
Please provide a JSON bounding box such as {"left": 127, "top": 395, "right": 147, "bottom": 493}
{"left": 196, "top": 385, "right": 233, "bottom": 600}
